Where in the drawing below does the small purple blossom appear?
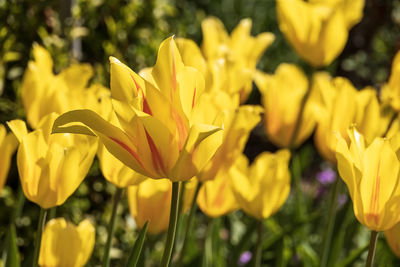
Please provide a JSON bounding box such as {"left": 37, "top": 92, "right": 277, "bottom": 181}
{"left": 317, "top": 168, "right": 336, "bottom": 185}
{"left": 338, "top": 194, "right": 348, "bottom": 208}
{"left": 238, "top": 251, "right": 252, "bottom": 266}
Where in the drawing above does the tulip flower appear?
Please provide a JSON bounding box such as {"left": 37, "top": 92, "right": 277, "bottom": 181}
{"left": 0, "top": 124, "right": 18, "bottom": 191}
{"left": 53, "top": 37, "right": 223, "bottom": 182}
{"left": 255, "top": 64, "right": 317, "bottom": 148}
{"left": 21, "top": 44, "right": 109, "bottom": 129}
{"left": 39, "top": 218, "right": 95, "bottom": 267}
{"left": 381, "top": 51, "right": 400, "bottom": 111}
{"left": 314, "top": 73, "right": 381, "bottom": 162}
{"left": 230, "top": 150, "right": 291, "bottom": 220}
{"left": 127, "top": 178, "right": 197, "bottom": 235}
{"left": 277, "top": 0, "right": 365, "bottom": 67}
{"left": 7, "top": 113, "right": 97, "bottom": 209}
{"left": 176, "top": 18, "right": 274, "bottom": 103}
{"left": 197, "top": 170, "right": 239, "bottom": 217}
{"left": 336, "top": 127, "right": 400, "bottom": 231}
{"left": 197, "top": 104, "right": 263, "bottom": 182}
{"left": 384, "top": 222, "right": 400, "bottom": 258}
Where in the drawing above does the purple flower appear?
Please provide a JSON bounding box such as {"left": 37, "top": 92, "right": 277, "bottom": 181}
{"left": 338, "top": 194, "right": 348, "bottom": 208}
{"left": 238, "top": 251, "right": 252, "bottom": 266}
{"left": 317, "top": 168, "right": 336, "bottom": 185}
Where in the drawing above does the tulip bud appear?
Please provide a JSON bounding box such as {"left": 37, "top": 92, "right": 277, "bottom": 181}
{"left": 230, "top": 150, "right": 291, "bottom": 220}
{"left": 277, "top": 0, "right": 364, "bottom": 67}
{"left": 0, "top": 124, "right": 18, "bottom": 191}
{"left": 39, "top": 218, "right": 95, "bottom": 267}
{"left": 8, "top": 113, "right": 97, "bottom": 209}
{"left": 384, "top": 222, "right": 400, "bottom": 258}
{"left": 336, "top": 127, "right": 400, "bottom": 231}
{"left": 127, "top": 178, "right": 197, "bottom": 235}
{"left": 255, "top": 64, "right": 317, "bottom": 148}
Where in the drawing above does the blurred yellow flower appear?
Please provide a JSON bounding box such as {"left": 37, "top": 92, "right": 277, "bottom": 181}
{"left": 255, "top": 64, "right": 317, "bottom": 148}
{"left": 277, "top": 0, "right": 365, "bottom": 67}
{"left": 21, "top": 44, "right": 109, "bottom": 129}
{"left": 39, "top": 218, "right": 95, "bottom": 267}
{"left": 127, "top": 178, "right": 197, "bottom": 235}
{"left": 0, "top": 124, "right": 18, "bottom": 191}
{"left": 230, "top": 150, "right": 291, "bottom": 220}
{"left": 314, "top": 73, "right": 381, "bottom": 162}
{"left": 53, "top": 37, "right": 223, "bottom": 182}
{"left": 384, "top": 222, "right": 400, "bottom": 258}
{"left": 8, "top": 113, "right": 96, "bottom": 209}
{"left": 381, "top": 51, "right": 400, "bottom": 111}
{"left": 176, "top": 18, "right": 274, "bottom": 103}
{"left": 198, "top": 104, "right": 263, "bottom": 182}
{"left": 336, "top": 127, "right": 400, "bottom": 231}
{"left": 197, "top": 170, "right": 238, "bottom": 218}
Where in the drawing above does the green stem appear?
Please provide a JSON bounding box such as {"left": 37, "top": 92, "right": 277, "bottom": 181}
{"left": 365, "top": 231, "right": 379, "bottom": 267}
{"left": 102, "top": 187, "right": 124, "bottom": 267}
{"left": 161, "top": 182, "right": 181, "bottom": 267}
{"left": 320, "top": 177, "right": 340, "bottom": 267}
{"left": 254, "top": 220, "right": 263, "bottom": 267}
{"left": 32, "top": 208, "right": 47, "bottom": 267}
{"left": 176, "top": 182, "right": 201, "bottom": 266}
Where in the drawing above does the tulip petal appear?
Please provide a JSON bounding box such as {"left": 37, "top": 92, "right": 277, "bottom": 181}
{"left": 7, "top": 120, "right": 28, "bottom": 143}
{"left": 52, "top": 109, "right": 149, "bottom": 176}
{"left": 170, "top": 124, "right": 223, "bottom": 181}
{"left": 151, "top": 37, "right": 184, "bottom": 100}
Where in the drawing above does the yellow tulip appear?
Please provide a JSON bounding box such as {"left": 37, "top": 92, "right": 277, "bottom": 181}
{"left": 381, "top": 51, "right": 400, "bottom": 111}
{"left": 53, "top": 37, "right": 223, "bottom": 182}
{"left": 39, "top": 218, "right": 95, "bottom": 267}
{"left": 336, "top": 127, "right": 400, "bottom": 231}
{"left": 127, "top": 178, "right": 197, "bottom": 235}
{"left": 230, "top": 150, "right": 291, "bottom": 220}
{"left": 0, "top": 124, "right": 18, "bottom": 191}
{"left": 198, "top": 104, "right": 263, "bottom": 182}
{"left": 200, "top": 17, "right": 274, "bottom": 102}
{"left": 255, "top": 64, "right": 317, "bottom": 148}
{"left": 7, "top": 113, "right": 97, "bottom": 209}
{"left": 197, "top": 170, "right": 239, "bottom": 218}
{"left": 314, "top": 73, "right": 381, "bottom": 162}
{"left": 21, "top": 44, "right": 109, "bottom": 129}
{"left": 384, "top": 222, "right": 400, "bottom": 258}
{"left": 277, "top": 0, "right": 365, "bottom": 67}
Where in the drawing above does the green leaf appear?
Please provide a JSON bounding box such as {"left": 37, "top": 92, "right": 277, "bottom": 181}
{"left": 126, "top": 221, "right": 149, "bottom": 267}
{"left": 5, "top": 224, "right": 20, "bottom": 267}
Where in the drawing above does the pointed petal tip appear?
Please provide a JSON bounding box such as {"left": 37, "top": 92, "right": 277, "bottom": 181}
{"left": 109, "top": 56, "right": 121, "bottom": 64}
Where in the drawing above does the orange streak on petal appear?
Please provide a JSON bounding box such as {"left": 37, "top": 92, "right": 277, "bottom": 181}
{"left": 145, "top": 130, "right": 166, "bottom": 175}
{"left": 192, "top": 87, "right": 196, "bottom": 109}
{"left": 131, "top": 74, "right": 152, "bottom": 115}
{"left": 171, "top": 109, "right": 188, "bottom": 150}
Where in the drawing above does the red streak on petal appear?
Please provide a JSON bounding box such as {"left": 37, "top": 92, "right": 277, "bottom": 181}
{"left": 172, "top": 109, "right": 188, "bottom": 150}
{"left": 145, "top": 130, "right": 166, "bottom": 175}
{"left": 131, "top": 74, "right": 152, "bottom": 115}
{"left": 109, "top": 136, "right": 145, "bottom": 170}
{"left": 192, "top": 87, "right": 196, "bottom": 109}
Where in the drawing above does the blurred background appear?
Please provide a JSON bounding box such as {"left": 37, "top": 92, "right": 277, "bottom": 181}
{"left": 1, "top": 0, "right": 400, "bottom": 266}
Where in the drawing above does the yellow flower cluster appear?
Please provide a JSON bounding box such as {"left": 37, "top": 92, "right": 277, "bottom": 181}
{"left": 5, "top": 1, "right": 400, "bottom": 263}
